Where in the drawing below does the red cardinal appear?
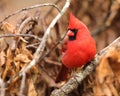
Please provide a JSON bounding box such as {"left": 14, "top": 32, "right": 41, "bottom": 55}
{"left": 55, "top": 13, "right": 96, "bottom": 83}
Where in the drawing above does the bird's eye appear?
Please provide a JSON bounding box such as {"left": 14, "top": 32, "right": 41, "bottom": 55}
{"left": 68, "top": 29, "right": 78, "bottom": 41}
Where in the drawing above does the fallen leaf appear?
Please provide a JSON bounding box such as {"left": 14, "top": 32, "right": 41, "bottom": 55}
{"left": 0, "top": 51, "right": 6, "bottom": 66}
{"left": 14, "top": 54, "right": 31, "bottom": 63}
{"left": 105, "top": 46, "right": 120, "bottom": 75}
{"left": 96, "top": 56, "right": 114, "bottom": 83}
{"left": 2, "top": 47, "right": 13, "bottom": 80}
{"left": 0, "top": 38, "right": 7, "bottom": 51}
{"left": 28, "top": 79, "right": 37, "bottom": 96}
{"left": 1, "top": 22, "right": 17, "bottom": 50}
{"left": 94, "top": 46, "right": 120, "bottom": 96}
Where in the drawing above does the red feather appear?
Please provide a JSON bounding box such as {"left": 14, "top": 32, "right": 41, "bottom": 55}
{"left": 55, "top": 64, "right": 69, "bottom": 83}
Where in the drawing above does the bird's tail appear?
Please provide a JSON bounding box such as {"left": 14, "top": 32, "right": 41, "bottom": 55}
{"left": 55, "top": 64, "right": 69, "bottom": 83}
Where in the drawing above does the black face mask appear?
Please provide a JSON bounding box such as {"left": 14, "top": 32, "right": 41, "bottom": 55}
{"left": 68, "top": 29, "right": 78, "bottom": 41}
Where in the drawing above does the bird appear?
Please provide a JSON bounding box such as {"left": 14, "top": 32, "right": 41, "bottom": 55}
{"left": 55, "top": 13, "right": 96, "bottom": 83}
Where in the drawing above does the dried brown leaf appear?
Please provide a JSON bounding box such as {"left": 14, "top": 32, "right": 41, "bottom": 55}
{"left": 21, "top": 43, "right": 33, "bottom": 59}
{"left": 94, "top": 46, "right": 120, "bottom": 96}
{"left": 105, "top": 47, "right": 120, "bottom": 75}
{"left": 0, "top": 38, "right": 7, "bottom": 51}
{"left": 0, "top": 50, "right": 6, "bottom": 66}
{"left": 2, "top": 47, "right": 13, "bottom": 80}
{"left": 28, "top": 79, "right": 37, "bottom": 96}
{"left": 1, "top": 22, "right": 17, "bottom": 50}
{"left": 96, "top": 56, "right": 114, "bottom": 83}
{"left": 14, "top": 54, "right": 31, "bottom": 63}
{"left": 14, "top": 61, "right": 20, "bottom": 73}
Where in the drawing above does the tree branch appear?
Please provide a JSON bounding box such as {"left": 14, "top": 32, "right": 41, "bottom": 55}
{"left": 19, "top": 73, "right": 26, "bottom": 96}
{"left": 0, "top": 3, "right": 60, "bottom": 24}
{"left": 0, "top": 76, "right": 5, "bottom": 96}
{"left": 0, "top": 34, "right": 41, "bottom": 41}
{"left": 6, "top": 0, "right": 72, "bottom": 86}
{"left": 45, "top": 0, "right": 61, "bottom": 18}
{"left": 50, "top": 36, "right": 120, "bottom": 96}
{"left": 18, "top": 17, "right": 36, "bottom": 34}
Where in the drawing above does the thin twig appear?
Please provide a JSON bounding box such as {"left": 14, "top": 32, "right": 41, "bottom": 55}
{"left": 50, "top": 36, "right": 120, "bottom": 96}
{"left": 18, "top": 11, "right": 40, "bottom": 34}
{"left": 0, "top": 3, "right": 60, "bottom": 24}
{"left": 26, "top": 42, "right": 40, "bottom": 48}
{"left": 18, "top": 17, "right": 36, "bottom": 34}
{"left": 41, "top": 31, "right": 67, "bottom": 59}
{"left": 0, "top": 76, "right": 5, "bottom": 96}
{"left": 15, "top": 11, "right": 28, "bottom": 30}
{"left": 103, "top": 0, "right": 113, "bottom": 23}
{"left": 44, "top": 57, "right": 61, "bottom": 66}
{"left": 19, "top": 73, "right": 26, "bottom": 96}
{"left": 40, "top": 16, "right": 47, "bottom": 32}
{"left": 6, "top": 0, "right": 71, "bottom": 86}
{"left": 0, "top": 34, "right": 41, "bottom": 41}
{"left": 25, "top": 11, "right": 40, "bottom": 34}
{"left": 92, "top": 25, "right": 109, "bottom": 36}
{"left": 45, "top": 0, "right": 61, "bottom": 18}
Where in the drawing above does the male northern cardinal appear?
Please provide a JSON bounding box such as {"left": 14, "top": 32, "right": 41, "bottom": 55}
{"left": 55, "top": 13, "right": 96, "bottom": 83}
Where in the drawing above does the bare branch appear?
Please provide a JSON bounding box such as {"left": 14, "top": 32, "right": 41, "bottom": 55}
{"left": 15, "top": 11, "right": 28, "bottom": 30}
{"left": 0, "top": 76, "right": 5, "bottom": 96}
{"left": 19, "top": 73, "right": 26, "bottom": 96}
{"left": 18, "top": 17, "right": 35, "bottom": 34}
{"left": 0, "top": 34, "right": 41, "bottom": 41}
{"left": 103, "top": 0, "right": 113, "bottom": 23}
{"left": 45, "top": 0, "right": 61, "bottom": 18}
{"left": 40, "top": 30, "right": 67, "bottom": 60}
{"left": 6, "top": 0, "right": 71, "bottom": 85}
{"left": 92, "top": 25, "right": 109, "bottom": 36}
{"left": 0, "top": 3, "right": 60, "bottom": 24}
{"left": 44, "top": 57, "right": 61, "bottom": 66}
{"left": 18, "top": 11, "right": 40, "bottom": 34}
{"left": 39, "top": 16, "right": 47, "bottom": 32}
{"left": 26, "top": 42, "right": 40, "bottom": 49}
{"left": 50, "top": 36, "right": 120, "bottom": 96}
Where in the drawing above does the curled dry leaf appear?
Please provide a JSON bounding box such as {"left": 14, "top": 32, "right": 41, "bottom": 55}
{"left": 94, "top": 46, "right": 120, "bottom": 96}
{"left": 28, "top": 79, "right": 37, "bottom": 96}
{"left": 14, "top": 54, "right": 31, "bottom": 63}
{"left": 1, "top": 22, "right": 17, "bottom": 50}
{"left": 0, "top": 51, "right": 6, "bottom": 74}
{"left": 2, "top": 47, "right": 13, "bottom": 80}
{"left": 96, "top": 55, "right": 114, "bottom": 84}
{"left": 105, "top": 46, "right": 120, "bottom": 75}
{"left": 0, "top": 38, "right": 7, "bottom": 51}
{"left": 1, "top": 22, "right": 16, "bottom": 34}
{"left": 0, "top": 51, "right": 6, "bottom": 66}
{"left": 0, "top": 40, "right": 37, "bottom": 95}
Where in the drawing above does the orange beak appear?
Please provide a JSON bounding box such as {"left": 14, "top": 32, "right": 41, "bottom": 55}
{"left": 67, "top": 30, "right": 74, "bottom": 37}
